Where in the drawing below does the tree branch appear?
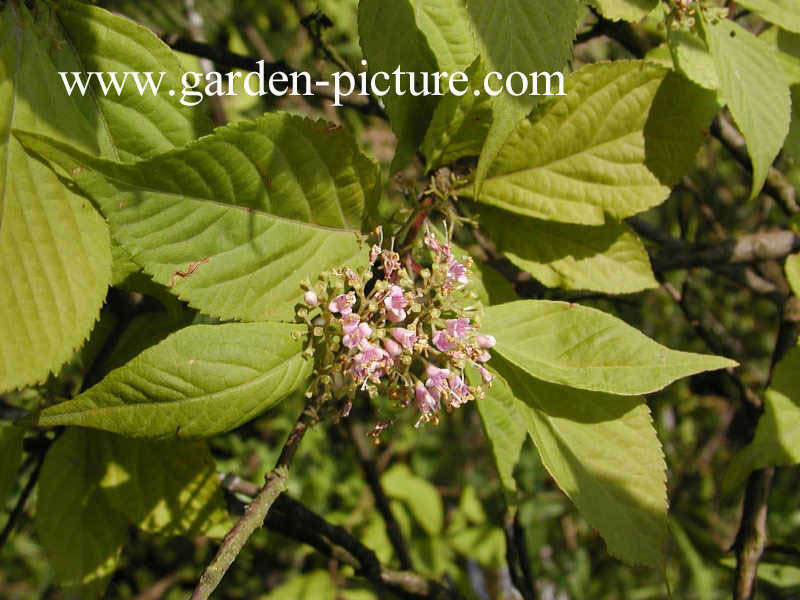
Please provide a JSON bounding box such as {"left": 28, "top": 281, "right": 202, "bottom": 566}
{"left": 219, "top": 474, "right": 466, "bottom": 599}
{"left": 733, "top": 468, "right": 774, "bottom": 600}
{"left": 0, "top": 453, "right": 43, "bottom": 551}
{"left": 190, "top": 400, "right": 322, "bottom": 600}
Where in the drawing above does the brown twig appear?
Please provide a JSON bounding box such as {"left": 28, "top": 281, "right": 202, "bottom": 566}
{"left": 0, "top": 453, "right": 43, "bottom": 551}
{"left": 190, "top": 399, "right": 322, "bottom": 600}
{"left": 733, "top": 468, "right": 774, "bottom": 600}
{"left": 219, "top": 474, "right": 465, "bottom": 599}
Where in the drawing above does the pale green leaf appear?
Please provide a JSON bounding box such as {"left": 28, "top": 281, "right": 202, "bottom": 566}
{"left": 484, "top": 300, "right": 737, "bottom": 395}
{"left": 30, "top": 322, "right": 312, "bottom": 439}
{"left": 36, "top": 430, "right": 128, "bottom": 599}
{"left": 786, "top": 252, "right": 800, "bottom": 296}
{"left": 55, "top": 0, "right": 212, "bottom": 161}
{"left": 495, "top": 359, "right": 668, "bottom": 567}
{"left": 736, "top": 0, "right": 800, "bottom": 34}
{"left": 479, "top": 205, "right": 658, "bottom": 293}
{"left": 723, "top": 346, "right": 800, "bottom": 494}
{"left": 0, "top": 424, "right": 24, "bottom": 509}
{"left": 413, "top": 0, "right": 477, "bottom": 74}
{"left": 463, "top": 61, "right": 670, "bottom": 225}
{"left": 644, "top": 71, "right": 720, "bottom": 185}
{"left": 381, "top": 463, "right": 444, "bottom": 536}
{"left": 587, "top": 0, "right": 658, "bottom": 22}
{"left": 421, "top": 58, "right": 493, "bottom": 171}
{"left": 359, "top": 0, "right": 439, "bottom": 171}
{"left": 701, "top": 15, "right": 791, "bottom": 199}
{"left": 758, "top": 27, "right": 800, "bottom": 86}
{"left": 473, "top": 367, "right": 526, "bottom": 502}
{"left": 99, "top": 437, "right": 229, "bottom": 536}
{"left": 469, "top": 0, "right": 578, "bottom": 191}
{"left": 15, "top": 112, "right": 377, "bottom": 322}
{"left": 0, "top": 3, "right": 111, "bottom": 391}
{"left": 666, "top": 28, "right": 720, "bottom": 91}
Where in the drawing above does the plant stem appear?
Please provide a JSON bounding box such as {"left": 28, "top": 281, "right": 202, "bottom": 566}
{"left": 190, "top": 400, "right": 321, "bottom": 600}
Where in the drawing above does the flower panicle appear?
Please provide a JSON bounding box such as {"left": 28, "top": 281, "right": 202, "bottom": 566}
{"left": 299, "top": 224, "right": 495, "bottom": 440}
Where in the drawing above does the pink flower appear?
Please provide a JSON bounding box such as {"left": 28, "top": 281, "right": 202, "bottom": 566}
{"left": 415, "top": 383, "right": 439, "bottom": 418}
{"left": 341, "top": 313, "right": 360, "bottom": 334}
{"left": 343, "top": 322, "right": 372, "bottom": 349}
{"left": 384, "top": 285, "right": 408, "bottom": 322}
{"left": 432, "top": 329, "right": 456, "bottom": 352}
{"left": 350, "top": 343, "right": 389, "bottom": 380}
{"left": 304, "top": 290, "right": 318, "bottom": 307}
{"left": 382, "top": 251, "right": 401, "bottom": 278}
{"left": 476, "top": 365, "right": 494, "bottom": 384}
{"left": 476, "top": 334, "right": 496, "bottom": 348}
{"left": 447, "top": 374, "right": 473, "bottom": 407}
{"left": 425, "top": 365, "right": 450, "bottom": 399}
{"left": 390, "top": 327, "right": 417, "bottom": 350}
{"left": 446, "top": 318, "right": 471, "bottom": 339}
{"left": 476, "top": 350, "right": 491, "bottom": 363}
{"left": 383, "top": 338, "right": 402, "bottom": 358}
{"left": 329, "top": 292, "right": 354, "bottom": 315}
{"left": 446, "top": 261, "right": 469, "bottom": 286}
{"left": 424, "top": 231, "right": 452, "bottom": 260}
{"left": 369, "top": 244, "right": 381, "bottom": 264}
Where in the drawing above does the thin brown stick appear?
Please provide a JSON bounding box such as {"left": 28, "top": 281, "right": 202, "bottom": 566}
{"left": 190, "top": 400, "right": 321, "bottom": 600}
{"left": 733, "top": 468, "right": 774, "bottom": 600}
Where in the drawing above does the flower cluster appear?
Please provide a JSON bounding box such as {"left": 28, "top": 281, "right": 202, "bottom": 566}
{"left": 298, "top": 226, "right": 495, "bottom": 437}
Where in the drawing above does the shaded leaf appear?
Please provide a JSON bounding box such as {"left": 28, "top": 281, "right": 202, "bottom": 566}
{"left": 381, "top": 463, "right": 443, "bottom": 536}
{"left": 644, "top": 70, "right": 720, "bottom": 185}
{"left": 723, "top": 346, "right": 800, "bottom": 494}
{"left": 484, "top": 300, "right": 737, "bottom": 395}
{"left": 480, "top": 205, "right": 657, "bottom": 293}
{"left": 99, "top": 437, "right": 229, "bottom": 536}
{"left": 495, "top": 359, "right": 668, "bottom": 567}
{"left": 666, "top": 28, "right": 719, "bottom": 90}
{"left": 359, "top": 0, "right": 439, "bottom": 171}
{"left": 700, "top": 15, "right": 791, "bottom": 199}
{"left": 36, "top": 430, "right": 128, "bottom": 599}
{"left": 30, "top": 322, "right": 312, "bottom": 439}
{"left": 0, "top": 424, "right": 24, "bottom": 509}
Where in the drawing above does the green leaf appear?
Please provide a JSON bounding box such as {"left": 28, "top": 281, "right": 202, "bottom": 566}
{"left": 758, "top": 27, "right": 800, "bottom": 86}
{"left": 413, "top": 0, "right": 477, "bottom": 74}
{"left": 666, "top": 28, "right": 720, "bottom": 91}
{"left": 0, "top": 3, "right": 111, "bottom": 391}
{"left": 587, "top": 0, "right": 658, "bottom": 22}
{"left": 700, "top": 15, "right": 791, "bottom": 200}
{"left": 0, "top": 424, "right": 24, "bottom": 509}
{"left": 55, "top": 0, "right": 212, "bottom": 161}
{"left": 494, "top": 359, "right": 668, "bottom": 567}
{"left": 468, "top": 0, "right": 578, "bottom": 191}
{"left": 359, "top": 0, "right": 439, "bottom": 171}
{"left": 260, "top": 571, "right": 336, "bottom": 600}
{"left": 736, "top": 0, "right": 800, "bottom": 34}
{"left": 15, "top": 112, "right": 377, "bottom": 322}
{"left": 36, "top": 430, "right": 128, "bottom": 599}
{"left": 473, "top": 368, "right": 526, "bottom": 502}
{"left": 30, "top": 322, "right": 312, "bottom": 439}
{"left": 462, "top": 61, "right": 670, "bottom": 225}
{"left": 381, "top": 463, "right": 444, "bottom": 536}
{"left": 484, "top": 300, "right": 737, "bottom": 395}
{"left": 99, "top": 437, "right": 229, "bottom": 536}
{"left": 421, "top": 58, "right": 493, "bottom": 171}
{"left": 644, "top": 71, "right": 720, "bottom": 185}
{"left": 479, "top": 205, "right": 658, "bottom": 293}
{"left": 723, "top": 346, "right": 800, "bottom": 495}
{"left": 786, "top": 252, "right": 800, "bottom": 296}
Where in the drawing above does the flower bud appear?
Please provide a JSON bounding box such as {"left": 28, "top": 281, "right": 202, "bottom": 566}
{"left": 304, "top": 290, "right": 318, "bottom": 307}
